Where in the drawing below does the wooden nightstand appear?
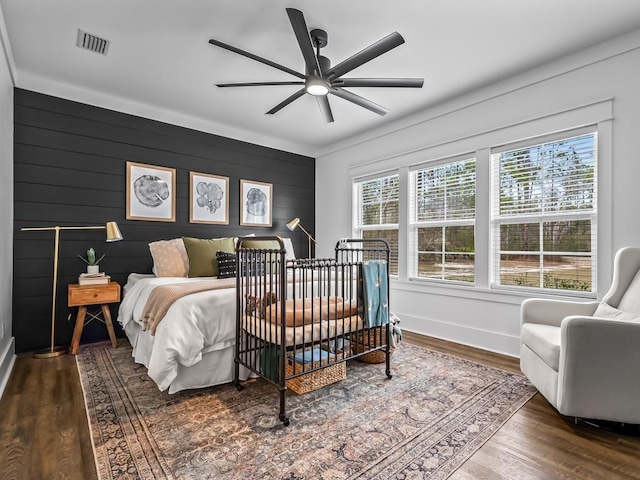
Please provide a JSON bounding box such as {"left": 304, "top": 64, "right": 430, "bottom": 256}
{"left": 68, "top": 282, "right": 121, "bottom": 355}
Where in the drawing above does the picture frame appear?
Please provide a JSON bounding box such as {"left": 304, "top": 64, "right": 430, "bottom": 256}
{"left": 240, "top": 179, "right": 272, "bottom": 227}
{"left": 126, "top": 161, "right": 176, "bottom": 222}
{"left": 189, "top": 172, "right": 229, "bottom": 224}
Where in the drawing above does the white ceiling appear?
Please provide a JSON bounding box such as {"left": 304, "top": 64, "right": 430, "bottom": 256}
{"left": 2, "top": 0, "right": 640, "bottom": 157}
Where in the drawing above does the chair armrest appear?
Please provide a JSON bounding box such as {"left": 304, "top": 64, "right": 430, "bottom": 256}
{"left": 557, "top": 316, "right": 640, "bottom": 422}
{"left": 521, "top": 298, "right": 598, "bottom": 328}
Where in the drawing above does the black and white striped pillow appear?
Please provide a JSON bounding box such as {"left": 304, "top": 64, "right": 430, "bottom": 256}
{"left": 216, "top": 251, "right": 236, "bottom": 278}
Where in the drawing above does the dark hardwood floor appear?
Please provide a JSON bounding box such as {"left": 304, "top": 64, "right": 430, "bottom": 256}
{"left": 1, "top": 333, "right": 639, "bottom": 480}
{"left": 403, "top": 332, "right": 640, "bottom": 480}
{"left": 0, "top": 353, "right": 97, "bottom": 480}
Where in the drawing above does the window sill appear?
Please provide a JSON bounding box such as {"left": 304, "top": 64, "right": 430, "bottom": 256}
{"left": 390, "top": 277, "right": 597, "bottom": 306}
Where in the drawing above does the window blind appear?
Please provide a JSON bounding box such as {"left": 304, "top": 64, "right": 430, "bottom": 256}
{"left": 353, "top": 173, "right": 399, "bottom": 275}
{"left": 490, "top": 130, "right": 597, "bottom": 293}
{"left": 409, "top": 158, "right": 476, "bottom": 283}
{"left": 414, "top": 160, "right": 476, "bottom": 221}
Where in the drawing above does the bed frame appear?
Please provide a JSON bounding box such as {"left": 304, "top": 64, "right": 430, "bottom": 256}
{"left": 234, "top": 237, "right": 391, "bottom": 426}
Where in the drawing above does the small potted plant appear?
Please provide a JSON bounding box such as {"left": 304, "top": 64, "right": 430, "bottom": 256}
{"left": 78, "top": 247, "right": 105, "bottom": 274}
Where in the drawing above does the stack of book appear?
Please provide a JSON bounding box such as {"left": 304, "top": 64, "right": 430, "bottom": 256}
{"left": 78, "top": 272, "right": 111, "bottom": 285}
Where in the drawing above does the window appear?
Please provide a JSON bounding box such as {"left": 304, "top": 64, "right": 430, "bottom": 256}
{"left": 410, "top": 158, "right": 476, "bottom": 282}
{"left": 353, "top": 174, "right": 399, "bottom": 275}
{"left": 491, "top": 129, "right": 597, "bottom": 293}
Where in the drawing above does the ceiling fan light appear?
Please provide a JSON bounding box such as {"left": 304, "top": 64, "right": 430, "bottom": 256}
{"left": 305, "top": 77, "right": 329, "bottom": 96}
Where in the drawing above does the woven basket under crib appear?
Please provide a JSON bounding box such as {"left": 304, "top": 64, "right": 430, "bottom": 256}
{"left": 351, "top": 326, "right": 395, "bottom": 364}
{"left": 286, "top": 356, "right": 346, "bottom": 394}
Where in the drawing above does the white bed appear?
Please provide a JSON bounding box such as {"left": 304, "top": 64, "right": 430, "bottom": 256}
{"left": 117, "top": 271, "right": 356, "bottom": 393}
{"left": 117, "top": 273, "right": 245, "bottom": 393}
{"left": 115, "top": 234, "right": 362, "bottom": 394}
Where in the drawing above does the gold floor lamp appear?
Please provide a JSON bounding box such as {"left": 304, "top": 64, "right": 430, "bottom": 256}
{"left": 286, "top": 217, "right": 317, "bottom": 258}
{"left": 21, "top": 222, "right": 123, "bottom": 358}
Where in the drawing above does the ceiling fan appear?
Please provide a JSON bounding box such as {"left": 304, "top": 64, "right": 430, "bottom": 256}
{"left": 208, "top": 8, "right": 424, "bottom": 123}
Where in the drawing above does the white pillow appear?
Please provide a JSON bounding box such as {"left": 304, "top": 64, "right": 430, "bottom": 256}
{"left": 617, "top": 269, "right": 640, "bottom": 314}
{"left": 234, "top": 233, "right": 256, "bottom": 247}
{"left": 593, "top": 302, "right": 640, "bottom": 322}
{"left": 282, "top": 237, "right": 296, "bottom": 261}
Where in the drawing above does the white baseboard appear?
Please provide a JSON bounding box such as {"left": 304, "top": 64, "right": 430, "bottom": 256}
{"left": 398, "top": 313, "right": 521, "bottom": 358}
{"left": 0, "top": 337, "right": 16, "bottom": 400}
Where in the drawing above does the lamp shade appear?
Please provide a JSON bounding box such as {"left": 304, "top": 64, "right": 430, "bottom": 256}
{"left": 105, "top": 221, "right": 123, "bottom": 242}
{"left": 286, "top": 218, "right": 300, "bottom": 231}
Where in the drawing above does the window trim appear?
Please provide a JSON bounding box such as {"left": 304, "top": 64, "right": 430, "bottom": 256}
{"left": 489, "top": 128, "right": 598, "bottom": 295}
{"left": 408, "top": 157, "right": 477, "bottom": 284}
{"left": 352, "top": 172, "right": 400, "bottom": 276}
{"left": 348, "top": 100, "right": 612, "bottom": 301}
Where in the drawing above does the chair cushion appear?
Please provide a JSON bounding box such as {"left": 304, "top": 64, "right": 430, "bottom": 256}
{"left": 617, "top": 269, "right": 640, "bottom": 314}
{"left": 593, "top": 302, "right": 640, "bottom": 322}
{"left": 521, "top": 323, "right": 562, "bottom": 371}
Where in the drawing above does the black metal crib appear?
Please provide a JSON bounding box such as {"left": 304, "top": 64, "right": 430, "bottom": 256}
{"left": 234, "top": 237, "right": 391, "bottom": 426}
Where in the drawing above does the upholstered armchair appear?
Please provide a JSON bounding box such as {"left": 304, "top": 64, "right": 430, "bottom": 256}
{"left": 520, "top": 247, "right": 640, "bottom": 424}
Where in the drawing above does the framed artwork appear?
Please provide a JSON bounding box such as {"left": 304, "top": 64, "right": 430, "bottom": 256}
{"left": 240, "top": 179, "right": 272, "bottom": 227}
{"left": 189, "top": 172, "right": 229, "bottom": 224}
{"left": 126, "top": 161, "right": 176, "bottom": 222}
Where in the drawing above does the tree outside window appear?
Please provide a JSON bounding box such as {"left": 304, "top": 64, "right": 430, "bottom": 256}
{"left": 411, "top": 158, "right": 476, "bottom": 283}
{"left": 493, "top": 132, "right": 596, "bottom": 292}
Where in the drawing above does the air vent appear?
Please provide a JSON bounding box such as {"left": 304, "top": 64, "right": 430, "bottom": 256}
{"left": 76, "top": 29, "right": 110, "bottom": 55}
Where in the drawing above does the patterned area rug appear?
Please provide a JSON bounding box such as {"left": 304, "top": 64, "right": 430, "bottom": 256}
{"left": 77, "top": 341, "right": 536, "bottom": 480}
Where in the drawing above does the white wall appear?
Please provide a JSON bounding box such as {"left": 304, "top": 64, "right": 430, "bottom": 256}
{"left": 0, "top": 8, "right": 15, "bottom": 398}
{"left": 316, "top": 29, "right": 640, "bottom": 357}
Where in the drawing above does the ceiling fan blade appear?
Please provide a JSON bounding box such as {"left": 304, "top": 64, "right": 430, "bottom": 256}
{"left": 216, "top": 81, "right": 304, "bottom": 87}
{"left": 325, "top": 32, "right": 405, "bottom": 80}
{"left": 209, "top": 38, "right": 305, "bottom": 80}
{"left": 333, "top": 78, "right": 424, "bottom": 88}
{"left": 316, "top": 96, "right": 334, "bottom": 123}
{"left": 331, "top": 88, "right": 389, "bottom": 116}
{"left": 286, "top": 8, "right": 321, "bottom": 75}
{"left": 266, "top": 88, "right": 306, "bottom": 115}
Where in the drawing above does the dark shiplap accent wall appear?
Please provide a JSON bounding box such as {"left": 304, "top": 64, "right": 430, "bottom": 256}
{"left": 13, "top": 88, "right": 315, "bottom": 353}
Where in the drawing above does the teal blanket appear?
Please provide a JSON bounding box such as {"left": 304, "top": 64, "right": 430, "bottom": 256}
{"left": 360, "top": 260, "right": 389, "bottom": 328}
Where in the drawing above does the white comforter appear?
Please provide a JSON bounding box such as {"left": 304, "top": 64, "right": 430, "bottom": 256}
{"left": 117, "top": 275, "right": 237, "bottom": 391}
